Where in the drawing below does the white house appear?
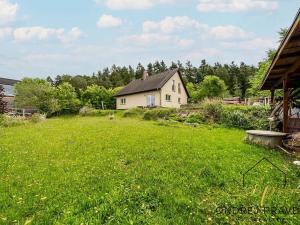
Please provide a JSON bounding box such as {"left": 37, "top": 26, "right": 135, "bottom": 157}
{"left": 114, "top": 69, "right": 189, "bottom": 109}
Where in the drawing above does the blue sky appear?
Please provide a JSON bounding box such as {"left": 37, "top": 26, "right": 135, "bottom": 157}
{"left": 0, "top": 0, "right": 298, "bottom": 79}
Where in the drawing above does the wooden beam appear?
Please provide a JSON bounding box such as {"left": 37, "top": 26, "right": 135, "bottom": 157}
{"left": 283, "top": 77, "right": 289, "bottom": 133}
{"left": 285, "top": 40, "right": 300, "bottom": 49}
{"left": 271, "top": 58, "right": 300, "bottom": 89}
{"left": 270, "top": 89, "right": 275, "bottom": 108}
{"left": 280, "top": 51, "right": 300, "bottom": 58}
{"left": 276, "top": 56, "right": 299, "bottom": 65}
{"left": 273, "top": 64, "right": 292, "bottom": 70}
{"left": 282, "top": 46, "right": 300, "bottom": 54}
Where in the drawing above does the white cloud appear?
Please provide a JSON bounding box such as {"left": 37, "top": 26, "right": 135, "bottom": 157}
{"left": 141, "top": 16, "right": 251, "bottom": 41}
{"left": 105, "top": 0, "right": 175, "bottom": 10}
{"left": 143, "top": 16, "right": 208, "bottom": 33}
{"left": 0, "top": 27, "right": 13, "bottom": 39}
{"left": 58, "top": 27, "right": 84, "bottom": 43}
{"left": 0, "top": 0, "right": 18, "bottom": 24}
{"left": 1, "top": 26, "right": 83, "bottom": 43}
{"left": 97, "top": 14, "right": 123, "bottom": 28}
{"left": 209, "top": 25, "right": 252, "bottom": 40}
{"left": 13, "top": 26, "right": 64, "bottom": 41}
{"left": 106, "top": 0, "right": 153, "bottom": 10}
{"left": 120, "top": 16, "right": 257, "bottom": 51}
{"left": 197, "top": 0, "right": 278, "bottom": 12}
{"left": 120, "top": 33, "right": 194, "bottom": 50}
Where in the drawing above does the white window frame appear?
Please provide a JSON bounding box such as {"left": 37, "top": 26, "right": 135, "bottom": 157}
{"left": 165, "top": 94, "right": 171, "bottom": 102}
{"left": 120, "top": 98, "right": 126, "bottom": 105}
{"left": 172, "top": 80, "right": 175, "bottom": 92}
{"left": 147, "top": 95, "right": 155, "bottom": 107}
{"left": 178, "top": 83, "right": 181, "bottom": 94}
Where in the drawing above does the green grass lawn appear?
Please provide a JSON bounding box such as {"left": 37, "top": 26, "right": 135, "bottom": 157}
{"left": 0, "top": 116, "right": 299, "bottom": 224}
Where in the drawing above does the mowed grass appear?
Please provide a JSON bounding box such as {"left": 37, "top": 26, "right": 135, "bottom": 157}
{"left": 0, "top": 116, "right": 299, "bottom": 224}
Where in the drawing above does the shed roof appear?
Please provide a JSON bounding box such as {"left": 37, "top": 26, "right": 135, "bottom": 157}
{"left": 114, "top": 69, "right": 189, "bottom": 97}
{"left": 0, "top": 77, "right": 20, "bottom": 86}
{"left": 261, "top": 9, "right": 300, "bottom": 90}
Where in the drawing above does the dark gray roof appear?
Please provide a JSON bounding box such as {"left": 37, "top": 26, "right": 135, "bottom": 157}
{"left": 115, "top": 69, "right": 189, "bottom": 97}
{"left": 0, "top": 77, "right": 20, "bottom": 86}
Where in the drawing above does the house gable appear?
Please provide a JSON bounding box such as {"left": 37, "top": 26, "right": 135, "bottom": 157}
{"left": 160, "top": 72, "right": 188, "bottom": 108}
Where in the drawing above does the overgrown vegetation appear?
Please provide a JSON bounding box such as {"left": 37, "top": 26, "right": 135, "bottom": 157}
{"left": 143, "top": 108, "right": 176, "bottom": 120}
{"left": 0, "top": 113, "right": 45, "bottom": 127}
{"left": 120, "top": 100, "right": 270, "bottom": 130}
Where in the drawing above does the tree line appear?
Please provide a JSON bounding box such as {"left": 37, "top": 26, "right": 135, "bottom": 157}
{"left": 47, "top": 60, "right": 256, "bottom": 100}
{"left": 11, "top": 59, "right": 255, "bottom": 116}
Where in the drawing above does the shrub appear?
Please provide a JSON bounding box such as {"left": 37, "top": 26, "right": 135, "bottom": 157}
{"left": 123, "top": 108, "right": 146, "bottom": 118}
{"left": 221, "top": 110, "right": 250, "bottom": 129}
{"left": 143, "top": 108, "right": 176, "bottom": 121}
{"left": 185, "top": 113, "right": 205, "bottom": 124}
{"left": 221, "top": 105, "right": 270, "bottom": 130}
{"left": 178, "top": 102, "right": 270, "bottom": 130}
{"left": 199, "top": 98, "right": 223, "bottom": 123}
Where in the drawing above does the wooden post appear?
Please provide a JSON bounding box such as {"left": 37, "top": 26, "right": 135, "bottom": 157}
{"left": 283, "top": 77, "right": 289, "bottom": 133}
{"left": 270, "top": 89, "right": 275, "bottom": 108}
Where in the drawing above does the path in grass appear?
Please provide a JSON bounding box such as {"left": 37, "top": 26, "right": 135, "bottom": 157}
{"left": 0, "top": 116, "right": 299, "bottom": 224}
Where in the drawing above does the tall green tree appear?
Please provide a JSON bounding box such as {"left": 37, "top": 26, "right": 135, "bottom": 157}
{"left": 198, "top": 76, "right": 227, "bottom": 99}
{"left": 135, "top": 63, "right": 145, "bottom": 79}
{"left": 81, "top": 85, "right": 110, "bottom": 109}
{"left": 56, "top": 83, "right": 81, "bottom": 113}
{"left": 15, "top": 78, "right": 60, "bottom": 116}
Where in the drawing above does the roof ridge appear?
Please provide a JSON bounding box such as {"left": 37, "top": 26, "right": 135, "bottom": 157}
{"left": 114, "top": 69, "right": 179, "bottom": 97}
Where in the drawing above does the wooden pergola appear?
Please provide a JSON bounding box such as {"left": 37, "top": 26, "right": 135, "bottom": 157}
{"left": 261, "top": 9, "right": 300, "bottom": 133}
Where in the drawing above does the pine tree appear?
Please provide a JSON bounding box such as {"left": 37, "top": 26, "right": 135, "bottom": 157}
{"left": 0, "top": 85, "right": 8, "bottom": 114}
{"left": 136, "top": 63, "right": 145, "bottom": 79}
{"left": 147, "top": 63, "right": 154, "bottom": 76}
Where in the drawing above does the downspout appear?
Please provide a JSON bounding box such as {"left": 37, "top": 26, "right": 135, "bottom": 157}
{"left": 158, "top": 88, "right": 162, "bottom": 107}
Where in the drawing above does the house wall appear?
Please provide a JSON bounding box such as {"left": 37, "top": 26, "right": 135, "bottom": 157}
{"left": 160, "top": 72, "right": 188, "bottom": 108}
{"left": 116, "top": 90, "right": 161, "bottom": 109}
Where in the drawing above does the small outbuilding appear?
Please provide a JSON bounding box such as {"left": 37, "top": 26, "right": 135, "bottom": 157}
{"left": 261, "top": 9, "right": 300, "bottom": 133}
{"left": 0, "top": 77, "right": 20, "bottom": 109}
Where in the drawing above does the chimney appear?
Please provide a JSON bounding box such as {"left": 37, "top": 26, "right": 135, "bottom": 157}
{"left": 142, "top": 70, "right": 149, "bottom": 80}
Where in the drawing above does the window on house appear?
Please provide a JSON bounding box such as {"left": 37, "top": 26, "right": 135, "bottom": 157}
{"left": 178, "top": 83, "right": 181, "bottom": 94}
{"left": 172, "top": 80, "right": 175, "bottom": 92}
{"left": 165, "top": 94, "right": 171, "bottom": 102}
{"left": 147, "top": 95, "right": 155, "bottom": 107}
{"left": 120, "top": 98, "right": 126, "bottom": 105}
{"left": 178, "top": 98, "right": 181, "bottom": 104}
